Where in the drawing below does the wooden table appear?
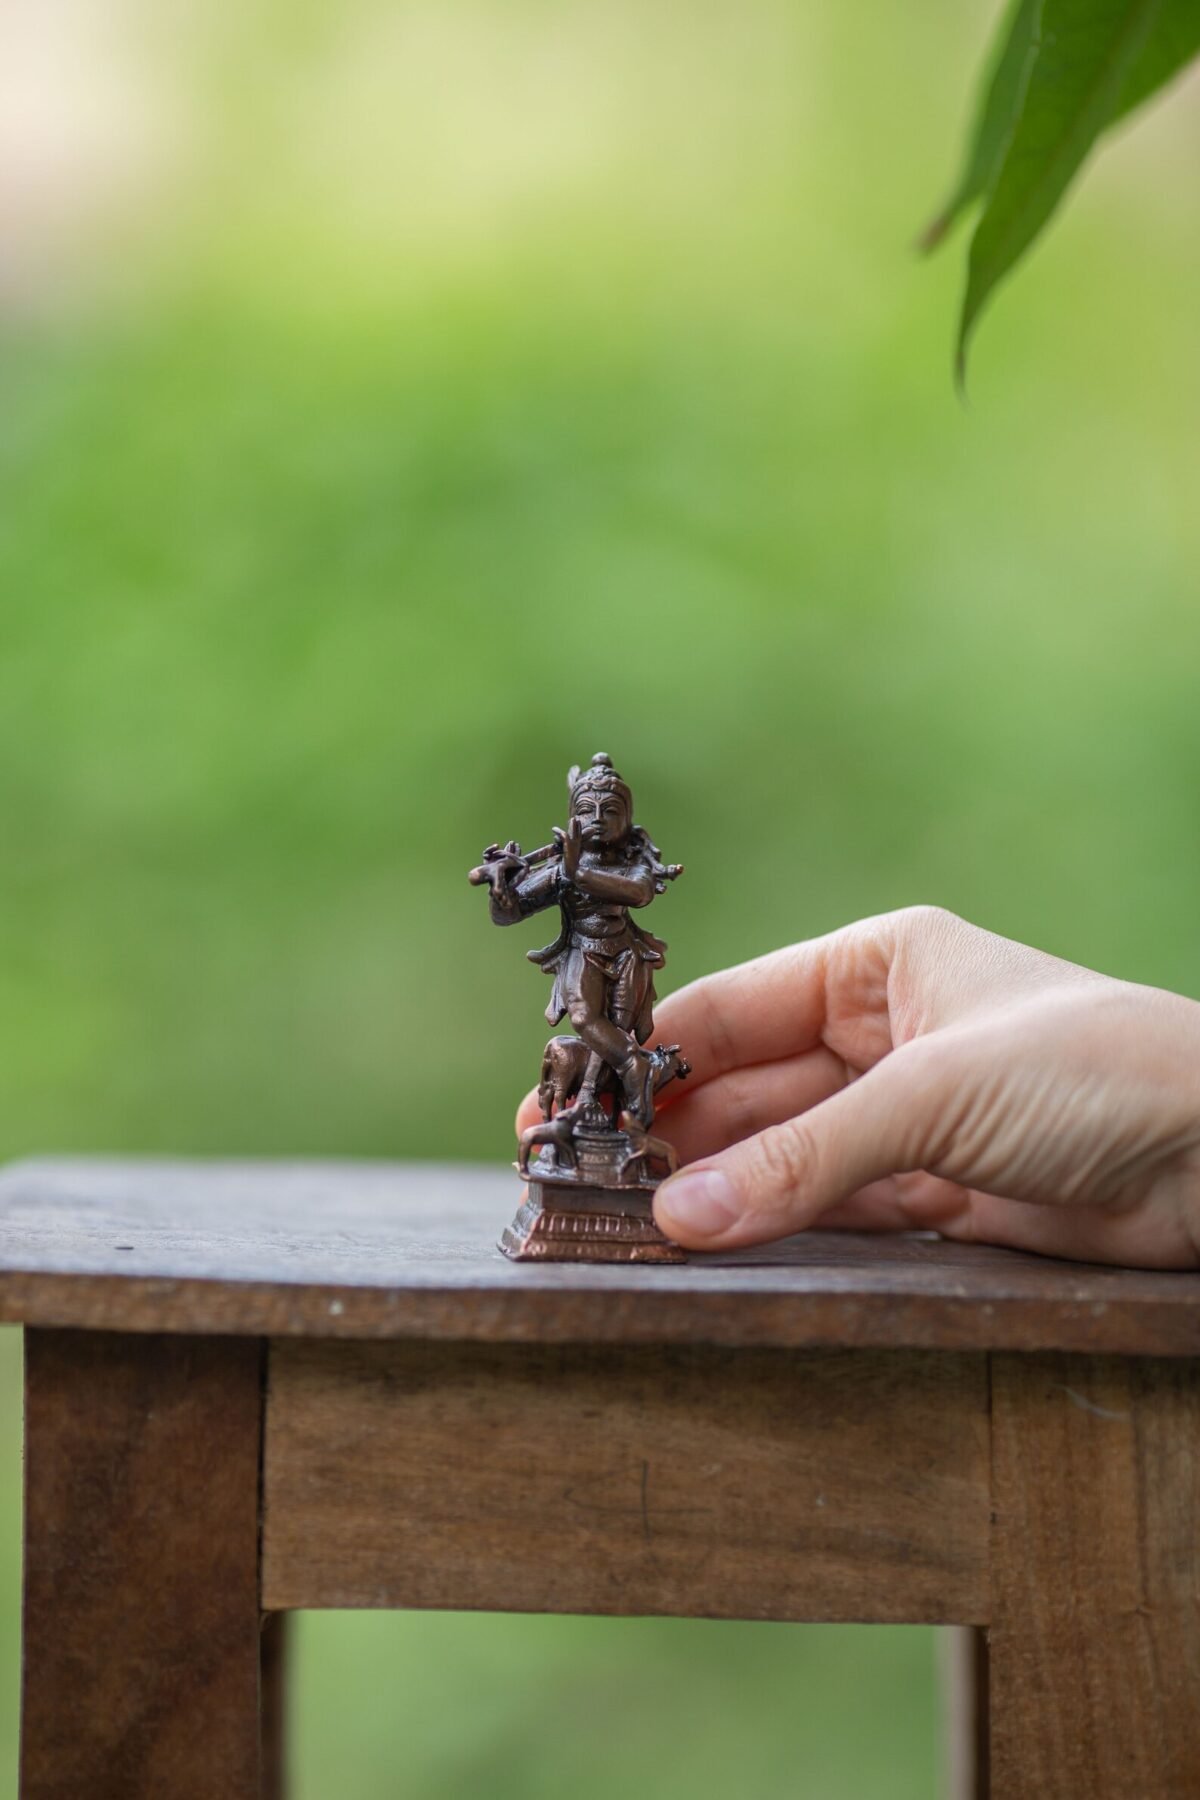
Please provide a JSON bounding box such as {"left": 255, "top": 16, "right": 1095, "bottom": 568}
{"left": 3, "top": 1157, "right": 1198, "bottom": 1800}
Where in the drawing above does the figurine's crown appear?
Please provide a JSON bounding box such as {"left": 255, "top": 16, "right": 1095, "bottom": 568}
{"left": 568, "top": 751, "right": 632, "bottom": 813}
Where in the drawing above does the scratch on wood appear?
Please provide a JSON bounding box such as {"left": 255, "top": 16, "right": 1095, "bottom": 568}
{"left": 1060, "top": 1385, "right": 1129, "bottom": 1422}
{"left": 562, "top": 1459, "right": 705, "bottom": 1538}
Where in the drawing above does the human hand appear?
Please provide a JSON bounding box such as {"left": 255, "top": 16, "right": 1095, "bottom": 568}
{"left": 517, "top": 908, "right": 1200, "bottom": 1267}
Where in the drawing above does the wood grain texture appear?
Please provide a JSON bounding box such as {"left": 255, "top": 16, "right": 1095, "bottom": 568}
{"left": 0, "top": 1157, "right": 1198, "bottom": 1352}
{"left": 21, "top": 1330, "right": 264, "bottom": 1800}
{"left": 262, "top": 1340, "right": 991, "bottom": 1622}
{"left": 989, "top": 1354, "right": 1200, "bottom": 1799}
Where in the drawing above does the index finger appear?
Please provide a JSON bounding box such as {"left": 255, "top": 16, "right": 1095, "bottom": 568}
{"left": 652, "top": 919, "right": 895, "bottom": 1092}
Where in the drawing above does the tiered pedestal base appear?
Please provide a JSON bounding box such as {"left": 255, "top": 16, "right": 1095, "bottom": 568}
{"left": 500, "top": 1175, "right": 686, "bottom": 1264}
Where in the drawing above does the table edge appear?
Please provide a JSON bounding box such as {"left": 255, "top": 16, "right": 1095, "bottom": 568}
{"left": 1, "top": 1268, "right": 1198, "bottom": 1354}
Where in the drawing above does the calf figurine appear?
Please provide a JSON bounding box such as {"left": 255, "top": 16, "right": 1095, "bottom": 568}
{"left": 616, "top": 1111, "right": 678, "bottom": 1183}
{"left": 516, "top": 1110, "right": 579, "bottom": 1178}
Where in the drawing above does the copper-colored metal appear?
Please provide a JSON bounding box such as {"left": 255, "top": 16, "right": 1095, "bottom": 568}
{"left": 470, "top": 753, "right": 688, "bottom": 1261}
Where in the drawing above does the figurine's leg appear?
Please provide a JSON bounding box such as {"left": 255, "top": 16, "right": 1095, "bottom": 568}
{"left": 563, "top": 951, "right": 653, "bottom": 1121}
{"left": 576, "top": 1050, "right": 606, "bottom": 1107}
{"left": 563, "top": 952, "right": 635, "bottom": 1071}
{"left": 611, "top": 956, "right": 657, "bottom": 1125}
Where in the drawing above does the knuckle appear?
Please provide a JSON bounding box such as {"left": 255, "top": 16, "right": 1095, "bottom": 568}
{"left": 698, "top": 981, "right": 739, "bottom": 1075}
{"left": 750, "top": 1118, "right": 816, "bottom": 1203}
{"left": 718, "top": 1070, "right": 762, "bottom": 1148}
{"left": 888, "top": 1038, "right": 954, "bottom": 1163}
{"left": 896, "top": 903, "right": 960, "bottom": 938}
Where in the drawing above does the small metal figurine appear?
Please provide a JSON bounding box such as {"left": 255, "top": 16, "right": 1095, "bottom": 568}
{"left": 469, "top": 753, "right": 690, "bottom": 1262}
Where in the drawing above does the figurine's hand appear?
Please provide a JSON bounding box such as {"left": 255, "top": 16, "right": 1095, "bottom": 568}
{"left": 553, "top": 817, "right": 582, "bottom": 880}
{"left": 469, "top": 842, "right": 525, "bottom": 888}
{"left": 631, "top": 908, "right": 1200, "bottom": 1268}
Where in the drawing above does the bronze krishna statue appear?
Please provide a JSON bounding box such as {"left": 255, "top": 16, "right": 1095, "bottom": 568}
{"left": 469, "top": 753, "right": 690, "bottom": 1261}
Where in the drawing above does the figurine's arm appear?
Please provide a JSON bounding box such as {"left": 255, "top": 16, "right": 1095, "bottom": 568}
{"left": 488, "top": 858, "right": 560, "bottom": 925}
{"left": 571, "top": 860, "right": 656, "bottom": 907}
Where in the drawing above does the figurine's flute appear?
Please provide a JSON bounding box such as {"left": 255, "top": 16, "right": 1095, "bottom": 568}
{"left": 469, "top": 839, "right": 684, "bottom": 889}
{"left": 467, "top": 840, "right": 558, "bottom": 886}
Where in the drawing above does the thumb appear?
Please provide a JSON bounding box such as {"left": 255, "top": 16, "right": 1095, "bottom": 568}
{"left": 652, "top": 1040, "right": 945, "bottom": 1249}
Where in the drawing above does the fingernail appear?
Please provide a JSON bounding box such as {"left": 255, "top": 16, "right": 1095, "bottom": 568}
{"left": 656, "top": 1168, "right": 737, "bottom": 1238}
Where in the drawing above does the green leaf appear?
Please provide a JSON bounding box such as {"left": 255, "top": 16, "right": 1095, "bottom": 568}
{"left": 957, "top": 0, "right": 1164, "bottom": 382}
{"left": 1111, "top": 0, "right": 1200, "bottom": 120}
{"left": 919, "top": 0, "right": 1043, "bottom": 252}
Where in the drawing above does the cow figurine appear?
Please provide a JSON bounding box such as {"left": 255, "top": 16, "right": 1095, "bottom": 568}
{"left": 536, "top": 1035, "right": 591, "bottom": 1118}
{"left": 535, "top": 1036, "right": 691, "bottom": 1121}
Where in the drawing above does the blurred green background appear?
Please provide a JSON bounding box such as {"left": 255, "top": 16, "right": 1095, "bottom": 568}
{"left": 0, "top": 0, "right": 1197, "bottom": 1793}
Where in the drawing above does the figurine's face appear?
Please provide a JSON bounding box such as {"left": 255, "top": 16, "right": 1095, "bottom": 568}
{"left": 572, "top": 790, "right": 629, "bottom": 846}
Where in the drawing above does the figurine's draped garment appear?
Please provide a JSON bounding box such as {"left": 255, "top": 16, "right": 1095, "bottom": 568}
{"left": 491, "top": 828, "right": 668, "bottom": 1045}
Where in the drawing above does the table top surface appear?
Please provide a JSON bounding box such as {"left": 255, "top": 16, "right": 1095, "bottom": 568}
{"left": 0, "top": 1156, "right": 1195, "bottom": 1352}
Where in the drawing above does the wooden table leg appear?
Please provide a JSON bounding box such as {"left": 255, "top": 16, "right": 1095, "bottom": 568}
{"left": 260, "top": 1613, "right": 288, "bottom": 1800}
{"left": 941, "top": 1626, "right": 989, "bottom": 1799}
{"left": 989, "top": 1353, "right": 1200, "bottom": 1800}
{"left": 21, "top": 1329, "right": 265, "bottom": 1800}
